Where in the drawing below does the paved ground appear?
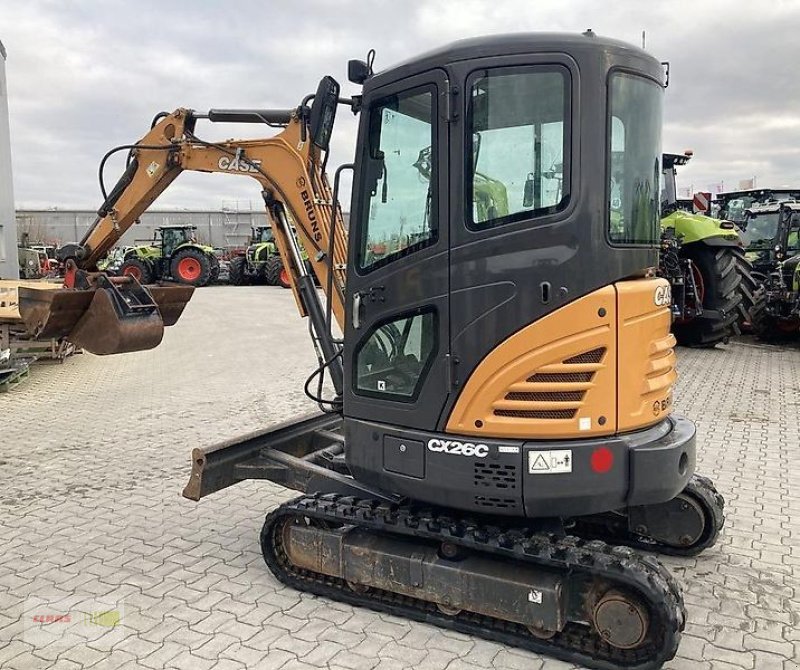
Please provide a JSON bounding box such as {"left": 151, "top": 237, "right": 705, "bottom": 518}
{"left": 1, "top": 286, "right": 798, "bottom": 670}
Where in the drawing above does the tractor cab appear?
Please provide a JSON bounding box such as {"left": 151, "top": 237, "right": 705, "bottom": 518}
{"left": 251, "top": 225, "right": 275, "bottom": 245}
{"left": 156, "top": 225, "right": 197, "bottom": 257}
{"left": 741, "top": 200, "right": 800, "bottom": 273}
{"left": 716, "top": 189, "right": 800, "bottom": 226}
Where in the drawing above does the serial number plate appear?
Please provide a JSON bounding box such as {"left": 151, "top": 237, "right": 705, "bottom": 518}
{"left": 528, "top": 450, "right": 573, "bottom": 474}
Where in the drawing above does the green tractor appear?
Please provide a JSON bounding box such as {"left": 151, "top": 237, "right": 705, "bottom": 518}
{"left": 729, "top": 196, "right": 800, "bottom": 339}
{"left": 118, "top": 225, "right": 219, "bottom": 287}
{"left": 659, "top": 152, "right": 756, "bottom": 346}
{"left": 228, "top": 225, "right": 291, "bottom": 288}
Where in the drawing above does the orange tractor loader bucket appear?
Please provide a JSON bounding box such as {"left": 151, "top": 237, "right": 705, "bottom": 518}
{"left": 18, "top": 276, "right": 194, "bottom": 356}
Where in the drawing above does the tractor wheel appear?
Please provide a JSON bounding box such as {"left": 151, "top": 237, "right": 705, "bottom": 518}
{"left": 209, "top": 255, "right": 221, "bottom": 283}
{"left": 673, "top": 245, "right": 743, "bottom": 347}
{"left": 729, "top": 247, "right": 758, "bottom": 330}
{"left": 228, "top": 256, "right": 248, "bottom": 286}
{"left": 170, "top": 248, "right": 212, "bottom": 287}
{"left": 750, "top": 286, "right": 799, "bottom": 341}
{"left": 265, "top": 256, "right": 291, "bottom": 289}
{"left": 119, "top": 258, "right": 153, "bottom": 284}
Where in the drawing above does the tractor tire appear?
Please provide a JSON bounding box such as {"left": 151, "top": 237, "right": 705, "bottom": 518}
{"left": 750, "top": 286, "right": 799, "bottom": 341}
{"left": 265, "top": 256, "right": 291, "bottom": 289}
{"left": 119, "top": 258, "right": 153, "bottom": 284}
{"left": 209, "top": 255, "right": 221, "bottom": 283}
{"left": 673, "top": 245, "right": 743, "bottom": 347}
{"left": 729, "top": 247, "right": 758, "bottom": 329}
{"left": 170, "top": 248, "right": 212, "bottom": 287}
{"left": 228, "top": 256, "right": 248, "bottom": 286}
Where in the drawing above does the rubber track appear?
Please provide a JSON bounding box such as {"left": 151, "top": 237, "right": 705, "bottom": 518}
{"left": 261, "top": 493, "right": 686, "bottom": 670}
{"left": 572, "top": 475, "right": 725, "bottom": 557}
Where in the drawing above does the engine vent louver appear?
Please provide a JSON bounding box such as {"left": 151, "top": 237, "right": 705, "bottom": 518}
{"left": 527, "top": 372, "right": 594, "bottom": 383}
{"left": 505, "top": 391, "right": 585, "bottom": 402}
{"left": 473, "top": 463, "right": 520, "bottom": 510}
{"left": 563, "top": 347, "right": 606, "bottom": 364}
{"left": 493, "top": 347, "right": 607, "bottom": 421}
{"left": 474, "top": 462, "right": 518, "bottom": 490}
{"left": 474, "top": 496, "right": 517, "bottom": 509}
{"left": 494, "top": 408, "right": 577, "bottom": 419}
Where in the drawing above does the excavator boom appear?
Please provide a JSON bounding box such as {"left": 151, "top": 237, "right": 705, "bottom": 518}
{"left": 18, "top": 78, "right": 348, "bottom": 355}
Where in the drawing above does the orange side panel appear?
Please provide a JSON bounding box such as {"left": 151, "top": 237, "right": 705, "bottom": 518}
{"left": 446, "top": 286, "right": 617, "bottom": 439}
{"left": 616, "top": 278, "right": 677, "bottom": 431}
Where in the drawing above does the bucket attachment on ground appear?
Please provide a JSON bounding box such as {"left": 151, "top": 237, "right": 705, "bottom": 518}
{"left": 18, "top": 276, "right": 194, "bottom": 356}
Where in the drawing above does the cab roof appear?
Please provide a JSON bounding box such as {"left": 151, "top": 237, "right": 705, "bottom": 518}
{"left": 367, "top": 31, "right": 661, "bottom": 89}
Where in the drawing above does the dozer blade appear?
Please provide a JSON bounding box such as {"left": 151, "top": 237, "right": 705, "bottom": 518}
{"left": 18, "top": 280, "right": 194, "bottom": 356}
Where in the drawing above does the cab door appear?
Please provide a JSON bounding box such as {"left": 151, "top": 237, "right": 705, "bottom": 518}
{"left": 343, "top": 69, "right": 451, "bottom": 431}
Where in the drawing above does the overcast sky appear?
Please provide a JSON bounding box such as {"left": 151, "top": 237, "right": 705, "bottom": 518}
{"left": 3, "top": 0, "right": 800, "bottom": 211}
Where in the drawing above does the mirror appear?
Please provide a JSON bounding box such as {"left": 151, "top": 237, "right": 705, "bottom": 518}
{"left": 309, "top": 76, "right": 341, "bottom": 151}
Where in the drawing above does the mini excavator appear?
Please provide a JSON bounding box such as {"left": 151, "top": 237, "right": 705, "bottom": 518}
{"left": 19, "top": 33, "right": 725, "bottom": 669}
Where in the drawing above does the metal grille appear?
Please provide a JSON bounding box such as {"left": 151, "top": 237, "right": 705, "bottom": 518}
{"left": 527, "top": 372, "right": 594, "bottom": 383}
{"left": 563, "top": 347, "right": 606, "bottom": 364}
{"left": 474, "top": 462, "right": 518, "bottom": 490}
{"left": 474, "top": 496, "right": 517, "bottom": 509}
{"left": 493, "top": 408, "right": 577, "bottom": 419}
{"left": 504, "top": 390, "right": 585, "bottom": 402}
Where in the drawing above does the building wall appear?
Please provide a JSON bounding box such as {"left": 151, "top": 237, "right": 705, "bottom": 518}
{"left": 15, "top": 208, "right": 351, "bottom": 252}
{"left": 0, "top": 40, "right": 19, "bottom": 279}
{"left": 16, "top": 209, "right": 269, "bottom": 251}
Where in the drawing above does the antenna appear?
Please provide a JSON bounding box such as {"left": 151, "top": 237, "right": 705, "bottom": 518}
{"left": 642, "top": 30, "right": 646, "bottom": 49}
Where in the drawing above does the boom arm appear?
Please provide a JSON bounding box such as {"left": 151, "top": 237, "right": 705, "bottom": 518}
{"left": 74, "top": 106, "right": 348, "bottom": 328}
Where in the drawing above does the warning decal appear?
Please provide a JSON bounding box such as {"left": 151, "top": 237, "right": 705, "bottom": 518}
{"left": 528, "top": 449, "right": 573, "bottom": 475}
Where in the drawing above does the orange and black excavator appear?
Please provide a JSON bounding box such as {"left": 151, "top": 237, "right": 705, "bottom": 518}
{"left": 19, "top": 33, "right": 726, "bottom": 669}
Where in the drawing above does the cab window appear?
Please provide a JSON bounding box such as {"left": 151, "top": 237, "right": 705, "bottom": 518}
{"left": 355, "top": 310, "right": 437, "bottom": 400}
{"left": 467, "top": 65, "right": 570, "bottom": 229}
{"left": 607, "top": 72, "right": 664, "bottom": 245}
{"left": 358, "top": 88, "right": 436, "bottom": 272}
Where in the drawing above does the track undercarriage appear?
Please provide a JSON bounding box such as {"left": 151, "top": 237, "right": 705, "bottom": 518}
{"left": 184, "top": 412, "right": 725, "bottom": 670}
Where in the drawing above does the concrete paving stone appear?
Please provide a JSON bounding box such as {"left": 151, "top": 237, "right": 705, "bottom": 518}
{"left": 377, "top": 640, "right": 428, "bottom": 664}
{"left": 2, "top": 289, "right": 798, "bottom": 670}
{"left": 0, "top": 650, "right": 53, "bottom": 670}
{"left": 113, "top": 634, "right": 162, "bottom": 659}
{"left": 207, "top": 659, "right": 246, "bottom": 670}
{"left": 330, "top": 649, "right": 380, "bottom": 670}
{"left": 0, "top": 641, "right": 32, "bottom": 667}
{"left": 703, "top": 643, "right": 755, "bottom": 668}
{"left": 138, "top": 640, "right": 186, "bottom": 670}
{"left": 46, "top": 659, "right": 83, "bottom": 670}
{"left": 299, "top": 639, "right": 347, "bottom": 666}
{"left": 58, "top": 641, "right": 110, "bottom": 667}
{"left": 419, "top": 648, "right": 461, "bottom": 670}
{"left": 191, "top": 632, "right": 239, "bottom": 661}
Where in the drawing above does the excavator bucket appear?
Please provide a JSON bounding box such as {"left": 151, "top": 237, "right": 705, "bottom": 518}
{"left": 17, "top": 279, "right": 193, "bottom": 356}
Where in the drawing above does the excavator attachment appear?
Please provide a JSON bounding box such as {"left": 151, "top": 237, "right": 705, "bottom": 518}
{"left": 18, "top": 277, "right": 193, "bottom": 356}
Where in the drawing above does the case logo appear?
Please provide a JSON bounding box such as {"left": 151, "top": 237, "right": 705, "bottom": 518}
{"left": 654, "top": 284, "right": 672, "bottom": 307}
{"left": 427, "top": 438, "right": 489, "bottom": 458}
{"left": 217, "top": 156, "right": 262, "bottom": 173}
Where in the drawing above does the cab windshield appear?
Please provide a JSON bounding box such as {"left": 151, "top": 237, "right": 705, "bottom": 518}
{"left": 255, "top": 227, "right": 274, "bottom": 243}
{"left": 607, "top": 72, "right": 663, "bottom": 245}
{"left": 742, "top": 212, "right": 779, "bottom": 249}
